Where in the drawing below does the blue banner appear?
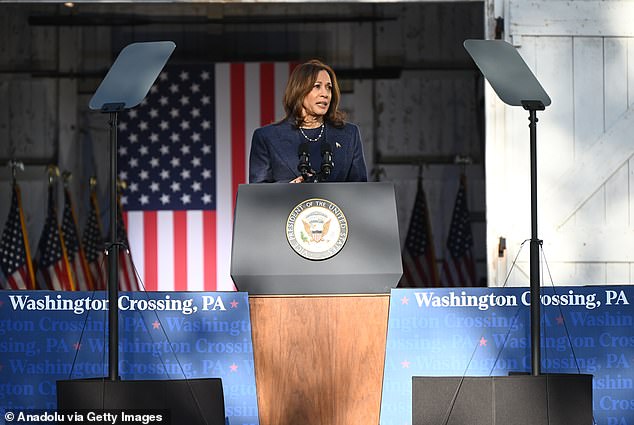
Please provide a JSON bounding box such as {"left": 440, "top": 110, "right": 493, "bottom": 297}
{"left": 381, "top": 286, "right": 634, "bottom": 425}
{"left": 0, "top": 291, "right": 259, "bottom": 425}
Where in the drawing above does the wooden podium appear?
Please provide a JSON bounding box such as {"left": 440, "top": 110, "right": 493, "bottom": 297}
{"left": 249, "top": 294, "right": 390, "bottom": 425}
{"left": 234, "top": 183, "right": 400, "bottom": 423}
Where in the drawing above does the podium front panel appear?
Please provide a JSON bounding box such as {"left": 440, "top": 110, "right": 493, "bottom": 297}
{"left": 231, "top": 182, "right": 402, "bottom": 294}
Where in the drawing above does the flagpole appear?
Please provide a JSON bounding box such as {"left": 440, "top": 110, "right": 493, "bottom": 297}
{"left": 107, "top": 110, "right": 120, "bottom": 381}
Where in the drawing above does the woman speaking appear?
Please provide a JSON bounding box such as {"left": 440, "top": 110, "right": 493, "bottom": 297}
{"left": 248, "top": 59, "right": 368, "bottom": 183}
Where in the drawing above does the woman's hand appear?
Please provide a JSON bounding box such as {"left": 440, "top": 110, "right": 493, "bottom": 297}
{"left": 290, "top": 176, "right": 304, "bottom": 184}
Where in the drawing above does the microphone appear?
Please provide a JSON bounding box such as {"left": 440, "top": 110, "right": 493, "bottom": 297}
{"left": 320, "top": 142, "right": 334, "bottom": 177}
{"left": 297, "top": 143, "right": 311, "bottom": 180}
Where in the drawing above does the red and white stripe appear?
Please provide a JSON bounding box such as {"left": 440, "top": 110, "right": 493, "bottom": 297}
{"left": 441, "top": 252, "right": 477, "bottom": 287}
{"left": 124, "top": 63, "right": 293, "bottom": 291}
{"left": 69, "top": 252, "right": 93, "bottom": 291}
{"left": 118, "top": 248, "right": 140, "bottom": 291}
{"left": 88, "top": 257, "right": 106, "bottom": 290}
{"left": 37, "top": 262, "right": 74, "bottom": 291}
{"left": 401, "top": 250, "right": 440, "bottom": 288}
{"left": 2, "top": 185, "right": 35, "bottom": 291}
{"left": 6, "top": 269, "right": 30, "bottom": 290}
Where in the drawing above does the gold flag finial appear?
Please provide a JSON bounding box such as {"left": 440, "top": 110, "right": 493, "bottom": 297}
{"left": 7, "top": 160, "right": 24, "bottom": 183}
{"left": 47, "top": 165, "right": 60, "bottom": 185}
{"left": 62, "top": 170, "right": 72, "bottom": 186}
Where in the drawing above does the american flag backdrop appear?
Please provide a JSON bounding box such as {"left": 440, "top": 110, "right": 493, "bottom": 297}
{"left": 118, "top": 63, "right": 294, "bottom": 291}
{"left": 399, "top": 175, "right": 440, "bottom": 287}
{"left": 441, "top": 174, "right": 478, "bottom": 286}
{"left": 0, "top": 183, "right": 35, "bottom": 290}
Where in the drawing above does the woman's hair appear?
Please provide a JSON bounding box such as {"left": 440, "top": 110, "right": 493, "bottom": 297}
{"left": 282, "top": 59, "right": 346, "bottom": 128}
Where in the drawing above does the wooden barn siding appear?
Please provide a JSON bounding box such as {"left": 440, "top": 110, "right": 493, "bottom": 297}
{"left": 489, "top": 0, "right": 634, "bottom": 285}
{"left": 0, "top": 6, "right": 61, "bottom": 249}
{"left": 375, "top": 2, "right": 486, "bottom": 283}
{"left": 0, "top": 3, "right": 486, "bottom": 286}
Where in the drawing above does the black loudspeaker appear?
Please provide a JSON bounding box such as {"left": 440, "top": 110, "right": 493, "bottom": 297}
{"left": 412, "top": 374, "right": 593, "bottom": 425}
{"left": 57, "top": 378, "right": 225, "bottom": 425}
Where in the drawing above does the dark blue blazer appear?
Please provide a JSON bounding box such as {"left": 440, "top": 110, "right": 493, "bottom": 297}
{"left": 249, "top": 120, "right": 368, "bottom": 183}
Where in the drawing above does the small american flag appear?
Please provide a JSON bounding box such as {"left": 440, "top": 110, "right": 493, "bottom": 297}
{"left": 399, "top": 176, "right": 440, "bottom": 287}
{"left": 441, "top": 174, "right": 478, "bottom": 286}
{"left": 118, "top": 63, "right": 294, "bottom": 291}
{"left": 0, "top": 183, "right": 35, "bottom": 290}
{"left": 34, "top": 186, "right": 75, "bottom": 291}
{"left": 82, "top": 183, "right": 107, "bottom": 290}
{"left": 61, "top": 186, "right": 94, "bottom": 291}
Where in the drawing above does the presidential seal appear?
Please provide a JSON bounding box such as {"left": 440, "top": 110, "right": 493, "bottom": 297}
{"left": 286, "top": 198, "right": 348, "bottom": 260}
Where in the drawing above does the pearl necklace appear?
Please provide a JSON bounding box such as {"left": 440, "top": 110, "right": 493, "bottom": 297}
{"left": 299, "top": 123, "right": 324, "bottom": 142}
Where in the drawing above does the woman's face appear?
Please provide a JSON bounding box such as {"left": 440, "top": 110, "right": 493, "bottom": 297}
{"left": 301, "top": 70, "right": 332, "bottom": 123}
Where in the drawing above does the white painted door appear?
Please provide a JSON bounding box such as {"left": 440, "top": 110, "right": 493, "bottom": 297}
{"left": 486, "top": 0, "right": 634, "bottom": 286}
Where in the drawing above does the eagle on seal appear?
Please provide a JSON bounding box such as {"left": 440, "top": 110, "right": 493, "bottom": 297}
{"left": 302, "top": 218, "right": 331, "bottom": 243}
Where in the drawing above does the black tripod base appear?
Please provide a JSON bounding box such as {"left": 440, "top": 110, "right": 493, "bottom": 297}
{"left": 412, "top": 374, "right": 593, "bottom": 425}
{"left": 57, "top": 378, "right": 225, "bottom": 425}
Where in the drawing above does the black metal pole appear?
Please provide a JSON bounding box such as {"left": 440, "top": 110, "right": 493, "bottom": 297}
{"left": 528, "top": 107, "right": 541, "bottom": 376}
{"left": 108, "top": 111, "right": 120, "bottom": 381}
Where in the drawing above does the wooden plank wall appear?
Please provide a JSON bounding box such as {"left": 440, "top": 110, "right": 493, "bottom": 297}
{"left": 487, "top": 0, "right": 634, "bottom": 285}
{"left": 376, "top": 2, "right": 486, "bottom": 284}
{"left": 0, "top": 2, "right": 486, "bottom": 286}
{"left": 0, "top": 5, "right": 61, "bottom": 251}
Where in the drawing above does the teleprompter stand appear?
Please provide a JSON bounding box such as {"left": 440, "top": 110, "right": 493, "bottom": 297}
{"left": 464, "top": 39, "right": 551, "bottom": 377}
{"left": 57, "top": 42, "right": 225, "bottom": 425}
{"left": 411, "top": 40, "right": 593, "bottom": 425}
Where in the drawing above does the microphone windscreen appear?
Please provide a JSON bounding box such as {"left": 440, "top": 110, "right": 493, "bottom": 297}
{"left": 320, "top": 142, "right": 333, "bottom": 155}
{"left": 298, "top": 142, "right": 310, "bottom": 156}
